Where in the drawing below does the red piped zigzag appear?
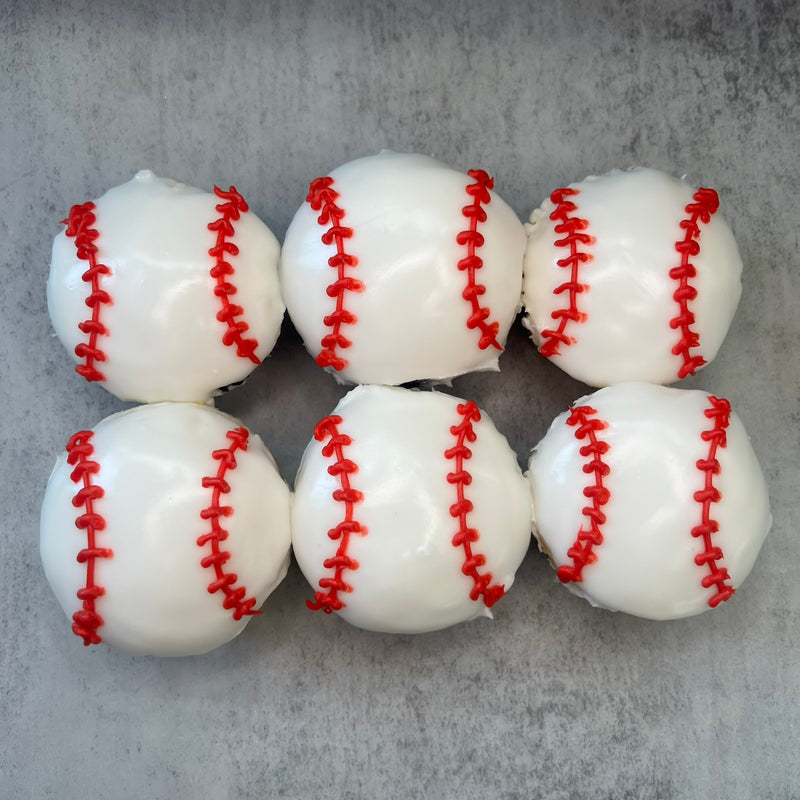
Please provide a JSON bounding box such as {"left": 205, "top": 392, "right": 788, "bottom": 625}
{"left": 692, "top": 395, "right": 735, "bottom": 608}
{"left": 62, "top": 202, "right": 112, "bottom": 383}
{"left": 198, "top": 427, "right": 261, "bottom": 621}
{"left": 457, "top": 170, "right": 502, "bottom": 351}
{"left": 66, "top": 430, "right": 112, "bottom": 645}
{"left": 540, "top": 188, "right": 593, "bottom": 358}
{"left": 445, "top": 401, "right": 505, "bottom": 607}
{"left": 556, "top": 406, "right": 611, "bottom": 584}
{"left": 670, "top": 187, "right": 719, "bottom": 379}
{"left": 307, "top": 415, "right": 367, "bottom": 613}
{"left": 208, "top": 186, "right": 260, "bottom": 365}
{"left": 307, "top": 177, "right": 363, "bottom": 372}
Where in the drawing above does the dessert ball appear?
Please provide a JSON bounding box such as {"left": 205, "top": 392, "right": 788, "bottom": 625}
{"left": 40, "top": 402, "right": 292, "bottom": 656}
{"left": 280, "top": 151, "right": 525, "bottom": 385}
{"left": 522, "top": 167, "right": 743, "bottom": 387}
{"left": 527, "top": 382, "right": 771, "bottom": 619}
{"left": 48, "top": 170, "right": 284, "bottom": 403}
{"left": 292, "top": 385, "right": 533, "bottom": 633}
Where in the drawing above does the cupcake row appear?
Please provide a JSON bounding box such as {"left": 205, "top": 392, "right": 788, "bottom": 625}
{"left": 42, "top": 153, "right": 766, "bottom": 658}
{"left": 47, "top": 153, "right": 744, "bottom": 402}
{"left": 40, "top": 382, "right": 771, "bottom": 657}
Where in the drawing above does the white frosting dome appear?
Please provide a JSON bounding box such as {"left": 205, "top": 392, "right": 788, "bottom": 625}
{"left": 522, "top": 167, "right": 743, "bottom": 387}
{"left": 527, "top": 382, "right": 771, "bottom": 620}
{"left": 47, "top": 170, "right": 284, "bottom": 403}
{"left": 291, "top": 385, "right": 533, "bottom": 633}
{"left": 40, "top": 402, "right": 292, "bottom": 656}
{"left": 280, "top": 152, "right": 526, "bottom": 385}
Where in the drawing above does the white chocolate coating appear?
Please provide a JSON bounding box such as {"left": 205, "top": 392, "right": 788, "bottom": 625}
{"left": 40, "top": 403, "right": 292, "bottom": 656}
{"left": 527, "top": 382, "right": 771, "bottom": 619}
{"left": 48, "top": 170, "right": 284, "bottom": 403}
{"left": 292, "top": 385, "right": 532, "bottom": 633}
{"left": 280, "top": 152, "right": 525, "bottom": 385}
{"left": 522, "top": 168, "right": 743, "bottom": 387}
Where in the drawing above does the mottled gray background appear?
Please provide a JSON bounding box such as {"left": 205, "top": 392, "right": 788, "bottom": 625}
{"left": 1, "top": 1, "right": 798, "bottom": 798}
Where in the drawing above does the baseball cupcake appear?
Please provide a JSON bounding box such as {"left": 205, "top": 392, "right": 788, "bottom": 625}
{"left": 40, "top": 403, "right": 292, "bottom": 656}
{"left": 522, "top": 167, "right": 743, "bottom": 387}
{"left": 48, "top": 170, "right": 284, "bottom": 403}
{"left": 527, "top": 382, "right": 771, "bottom": 619}
{"left": 280, "top": 151, "right": 525, "bottom": 386}
{"left": 291, "top": 385, "right": 533, "bottom": 633}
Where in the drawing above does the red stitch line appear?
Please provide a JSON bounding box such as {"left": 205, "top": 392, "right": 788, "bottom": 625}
{"left": 62, "top": 202, "right": 112, "bottom": 383}
{"left": 670, "top": 187, "right": 719, "bottom": 379}
{"left": 307, "top": 415, "right": 367, "bottom": 613}
{"left": 445, "top": 401, "right": 505, "bottom": 607}
{"left": 307, "top": 177, "right": 363, "bottom": 372}
{"left": 208, "top": 186, "right": 260, "bottom": 365}
{"left": 539, "top": 188, "right": 593, "bottom": 358}
{"left": 691, "top": 395, "right": 735, "bottom": 608}
{"left": 457, "top": 169, "right": 502, "bottom": 351}
{"left": 556, "top": 406, "right": 611, "bottom": 584}
{"left": 198, "top": 427, "right": 261, "bottom": 621}
{"left": 66, "top": 430, "right": 112, "bottom": 646}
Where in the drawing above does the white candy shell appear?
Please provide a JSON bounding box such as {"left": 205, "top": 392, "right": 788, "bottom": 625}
{"left": 280, "top": 152, "right": 525, "bottom": 385}
{"left": 292, "top": 385, "right": 533, "bottom": 633}
{"left": 527, "top": 383, "right": 771, "bottom": 619}
{"left": 522, "top": 168, "right": 743, "bottom": 387}
{"left": 40, "top": 402, "right": 292, "bottom": 656}
{"left": 48, "top": 170, "right": 284, "bottom": 403}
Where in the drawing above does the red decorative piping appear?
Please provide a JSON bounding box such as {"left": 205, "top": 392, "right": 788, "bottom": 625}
{"left": 66, "top": 431, "right": 112, "bottom": 646}
{"left": 307, "top": 177, "right": 363, "bottom": 372}
{"left": 670, "top": 187, "right": 719, "bottom": 379}
{"left": 556, "top": 406, "right": 611, "bottom": 584}
{"left": 457, "top": 169, "right": 502, "bottom": 351}
{"left": 307, "top": 415, "right": 367, "bottom": 613}
{"left": 445, "top": 401, "right": 505, "bottom": 606}
{"left": 539, "top": 188, "right": 593, "bottom": 358}
{"left": 691, "top": 396, "right": 735, "bottom": 608}
{"left": 208, "top": 186, "right": 260, "bottom": 365}
{"left": 62, "top": 202, "right": 112, "bottom": 383}
{"left": 198, "top": 427, "right": 261, "bottom": 620}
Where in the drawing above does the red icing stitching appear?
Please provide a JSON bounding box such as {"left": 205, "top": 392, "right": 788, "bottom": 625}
{"left": 670, "top": 187, "right": 719, "bottom": 379}
{"left": 307, "top": 177, "right": 363, "bottom": 372}
{"left": 691, "top": 396, "right": 735, "bottom": 607}
{"left": 208, "top": 186, "right": 260, "bottom": 365}
{"left": 198, "top": 427, "right": 261, "bottom": 621}
{"left": 62, "top": 202, "right": 112, "bottom": 383}
{"left": 556, "top": 406, "right": 611, "bottom": 584}
{"left": 307, "top": 415, "right": 367, "bottom": 613}
{"left": 539, "top": 188, "right": 593, "bottom": 358}
{"left": 66, "top": 431, "right": 112, "bottom": 646}
{"left": 445, "top": 401, "right": 505, "bottom": 607}
{"left": 457, "top": 169, "right": 502, "bottom": 351}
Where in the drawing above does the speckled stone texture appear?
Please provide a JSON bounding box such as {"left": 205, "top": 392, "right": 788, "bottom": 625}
{"left": 1, "top": 1, "right": 799, "bottom": 798}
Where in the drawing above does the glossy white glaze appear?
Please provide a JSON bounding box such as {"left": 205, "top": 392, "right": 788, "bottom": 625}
{"left": 280, "top": 152, "right": 525, "bottom": 385}
{"left": 292, "top": 385, "right": 533, "bottom": 633}
{"left": 522, "top": 168, "right": 743, "bottom": 387}
{"left": 527, "top": 382, "right": 771, "bottom": 619}
{"left": 48, "top": 170, "right": 284, "bottom": 402}
{"left": 40, "top": 403, "right": 292, "bottom": 656}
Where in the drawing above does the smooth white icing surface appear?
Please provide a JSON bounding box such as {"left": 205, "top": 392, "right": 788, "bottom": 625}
{"left": 292, "top": 385, "right": 533, "bottom": 633}
{"left": 40, "top": 402, "right": 292, "bottom": 656}
{"left": 522, "top": 168, "right": 743, "bottom": 387}
{"left": 48, "top": 170, "right": 284, "bottom": 403}
{"left": 280, "top": 152, "right": 525, "bottom": 385}
{"left": 527, "top": 382, "right": 771, "bottom": 620}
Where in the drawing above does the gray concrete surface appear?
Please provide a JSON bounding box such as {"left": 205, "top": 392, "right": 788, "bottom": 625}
{"left": 1, "top": 1, "right": 798, "bottom": 798}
